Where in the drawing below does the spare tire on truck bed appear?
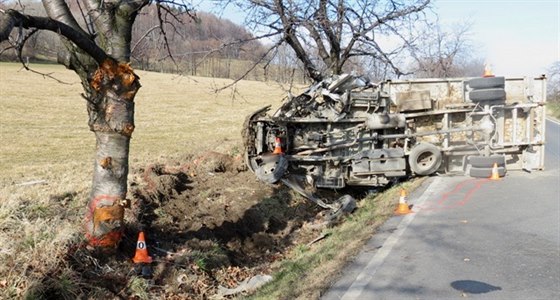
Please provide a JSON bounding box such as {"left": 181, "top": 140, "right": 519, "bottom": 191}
{"left": 469, "top": 155, "right": 506, "bottom": 168}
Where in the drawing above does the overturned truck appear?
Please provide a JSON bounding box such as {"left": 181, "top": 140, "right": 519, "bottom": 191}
{"left": 243, "top": 74, "right": 547, "bottom": 200}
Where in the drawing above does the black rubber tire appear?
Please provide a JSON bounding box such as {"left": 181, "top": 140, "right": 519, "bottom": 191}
{"left": 469, "top": 88, "right": 506, "bottom": 101}
{"left": 255, "top": 155, "right": 288, "bottom": 184}
{"left": 469, "top": 166, "right": 506, "bottom": 178}
{"left": 468, "top": 77, "right": 505, "bottom": 89}
{"left": 468, "top": 155, "right": 506, "bottom": 168}
{"left": 408, "top": 143, "right": 443, "bottom": 176}
{"left": 337, "top": 195, "right": 357, "bottom": 213}
{"left": 326, "top": 195, "right": 357, "bottom": 223}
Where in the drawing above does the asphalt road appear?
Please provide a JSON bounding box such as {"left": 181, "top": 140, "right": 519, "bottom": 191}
{"left": 323, "top": 120, "right": 560, "bottom": 299}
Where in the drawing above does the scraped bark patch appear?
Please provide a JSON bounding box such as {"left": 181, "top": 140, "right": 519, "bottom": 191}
{"left": 84, "top": 195, "right": 125, "bottom": 247}
{"left": 90, "top": 59, "right": 139, "bottom": 95}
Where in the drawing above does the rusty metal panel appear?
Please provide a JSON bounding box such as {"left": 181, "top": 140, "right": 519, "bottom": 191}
{"left": 395, "top": 90, "right": 432, "bottom": 112}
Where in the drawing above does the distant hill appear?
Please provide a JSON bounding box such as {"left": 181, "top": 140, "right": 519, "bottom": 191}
{"left": 0, "top": 4, "right": 276, "bottom": 80}
{"left": 130, "top": 8, "right": 268, "bottom": 76}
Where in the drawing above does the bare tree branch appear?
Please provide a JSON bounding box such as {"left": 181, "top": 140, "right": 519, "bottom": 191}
{"left": 131, "top": 25, "right": 160, "bottom": 54}
{"left": 214, "top": 38, "right": 284, "bottom": 92}
{"left": 1, "top": 9, "right": 108, "bottom": 63}
{"left": 219, "top": 0, "right": 431, "bottom": 82}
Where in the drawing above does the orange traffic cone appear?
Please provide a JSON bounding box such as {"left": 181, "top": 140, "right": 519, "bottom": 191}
{"left": 394, "top": 189, "right": 412, "bottom": 215}
{"left": 132, "top": 231, "right": 153, "bottom": 264}
{"left": 490, "top": 163, "right": 500, "bottom": 180}
{"left": 273, "top": 137, "right": 283, "bottom": 154}
{"left": 483, "top": 64, "right": 494, "bottom": 77}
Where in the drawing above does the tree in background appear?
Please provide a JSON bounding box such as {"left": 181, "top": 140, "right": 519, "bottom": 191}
{"left": 129, "top": 9, "right": 265, "bottom": 76}
{"left": 547, "top": 61, "right": 560, "bottom": 102}
{"left": 409, "top": 21, "right": 484, "bottom": 78}
{"left": 0, "top": 0, "right": 193, "bottom": 249}
{"left": 221, "top": 0, "right": 431, "bottom": 82}
{"left": 0, "top": 0, "right": 63, "bottom": 61}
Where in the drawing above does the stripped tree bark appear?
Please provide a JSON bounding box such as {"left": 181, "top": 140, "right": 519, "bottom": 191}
{"left": 0, "top": 0, "right": 193, "bottom": 248}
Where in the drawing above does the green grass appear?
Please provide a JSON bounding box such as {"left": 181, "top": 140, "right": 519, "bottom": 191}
{"left": 248, "top": 179, "right": 425, "bottom": 300}
{"left": 548, "top": 102, "right": 560, "bottom": 120}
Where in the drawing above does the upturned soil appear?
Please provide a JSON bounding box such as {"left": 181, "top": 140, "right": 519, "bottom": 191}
{"left": 62, "top": 151, "right": 349, "bottom": 299}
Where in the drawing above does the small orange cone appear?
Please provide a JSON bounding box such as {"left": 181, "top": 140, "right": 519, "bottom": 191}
{"left": 490, "top": 163, "right": 500, "bottom": 180}
{"left": 132, "top": 231, "right": 153, "bottom": 264}
{"left": 394, "top": 189, "right": 412, "bottom": 215}
{"left": 483, "top": 64, "right": 494, "bottom": 77}
{"left": 273, "top": 137, "right": 283, "bottom": 154}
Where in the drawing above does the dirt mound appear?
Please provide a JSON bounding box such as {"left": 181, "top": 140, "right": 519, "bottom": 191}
{"left": 22, "top": 150, "right": 364, "bottom": 299}
{"left": 109, "top": 151, "right": 328, "bottom": 298}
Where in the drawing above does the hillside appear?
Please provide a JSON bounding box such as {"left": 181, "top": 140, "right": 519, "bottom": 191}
{"left": 0, "top": 3, "right": 267, "bottom": 77}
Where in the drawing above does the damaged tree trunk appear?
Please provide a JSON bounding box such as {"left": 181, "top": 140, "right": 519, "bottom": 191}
{"left": 84, "top": 60, "right": 140, "bottom": 247}
{"left": 1, "top": 0, "right": 196, "bottom": 248}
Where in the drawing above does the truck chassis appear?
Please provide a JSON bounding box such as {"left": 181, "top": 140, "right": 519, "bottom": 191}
{"left": 243, "top": 74, "right": 547, "bottom": 197}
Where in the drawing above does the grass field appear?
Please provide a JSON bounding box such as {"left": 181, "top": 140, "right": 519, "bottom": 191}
{"left": 0, "top": 62, "right": 291, "bottom": 208}
{"left": 0, "top": 62, "right": 288, "bottom": 180}
{"left": 0, "top": 62, "right": 422, "bottom": 299}
{"left": 0, "top": 62, "right": 290, "bottom": 297}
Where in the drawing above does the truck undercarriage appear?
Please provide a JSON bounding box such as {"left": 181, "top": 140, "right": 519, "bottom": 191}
{"left": 243, "top": 74, "right": 547, "bottom": 208}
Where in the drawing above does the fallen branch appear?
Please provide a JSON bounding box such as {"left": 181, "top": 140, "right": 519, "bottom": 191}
{"left": 15, "top": 180, "right": 47, "bottom": 186}
{"left": 306, "top": 232, "right": 332, "bottom": 246}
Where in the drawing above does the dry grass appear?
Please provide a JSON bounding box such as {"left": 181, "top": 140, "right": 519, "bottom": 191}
{"left": 0, "top": 62, "right": 289, "bottom": 182}
{"left": 548, "top": 102, "right": 560, "bottom": 120}
{"left": 0, "top": 62, "right": 290, "bottom": 298}
{"left": 0, "top": 62, "right": 416, "bottom": 299}
{"left": 248, "top": 178, "right": 425, "bottom": 300}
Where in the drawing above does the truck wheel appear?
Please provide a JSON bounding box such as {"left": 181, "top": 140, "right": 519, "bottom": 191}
{"left": 469, "top": 166, "right": 506, "bottom": 178}
{"left": 408, "top": 143, "right": 442, "bottom": 176}
{"left": 469, "top": 88, "right": 506, "bottom": 101}
{"left": 255, "top": 155, "right": 288, "bottom": 184}
{"left": 468, "top": 155, "right": 506, "bottom": 168}
{"left": 468, "top": 77, "right": 505, "bottom": 89}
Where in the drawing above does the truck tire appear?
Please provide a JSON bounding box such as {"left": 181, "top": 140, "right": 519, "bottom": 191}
{"left": 468, "top": 77, "right": 505, "bottom": 89}
{"left": 255, "top": 155, "right": 288, "bottom": 184}
{"left": 469, "top": 166, "right": 506, "bottom": 178}
{"left": 469, "top": 88, "right": 506, "bottom": 102}
{"left": 408, "top": 143, "right": 442, "bottom": 176}
{"left": 468, "top": 155, "right": 506, "bottom": 168}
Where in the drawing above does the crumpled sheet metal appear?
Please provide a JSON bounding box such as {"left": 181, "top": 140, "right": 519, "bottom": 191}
{"left": 276, "top": 74, "right": 373, "bottom": 121}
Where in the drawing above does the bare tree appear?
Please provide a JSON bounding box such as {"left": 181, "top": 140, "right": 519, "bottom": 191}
{"left": 220, "top": 0, "right": 431, "bottom": 82}
{"left": 0, "top": 0, "right": 193, "bottom": 249}
{"left": 409, "top": 21, "right": 484, "bottom": 78}
{"left": 547, "top": 61, "right": 560, "bottom": 103}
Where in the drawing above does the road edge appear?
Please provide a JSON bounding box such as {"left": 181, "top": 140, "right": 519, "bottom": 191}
{"left": 322, "top": 176, "right": 449, "bottom": 299}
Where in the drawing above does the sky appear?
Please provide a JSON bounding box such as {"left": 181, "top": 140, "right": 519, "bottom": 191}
{"left": 197, "top": 0, "right": 560, "bottom": 77}
{"left": 435, "top": 0, "right": 559, "bottom": 76}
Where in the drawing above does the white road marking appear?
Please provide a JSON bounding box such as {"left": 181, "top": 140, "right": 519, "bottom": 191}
{"left": 547, "top": 118, "right": 560, "bottom": 126}
{"left": 340, "top": 176, "right": 446, "bottom": 299}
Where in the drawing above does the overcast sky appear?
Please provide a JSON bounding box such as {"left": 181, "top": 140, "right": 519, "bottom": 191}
{"left": 198, "top": 0, "right": 559, "bottom": 77}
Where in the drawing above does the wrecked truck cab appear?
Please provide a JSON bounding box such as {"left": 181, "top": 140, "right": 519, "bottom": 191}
{"left": 243, "top": 74, "right": 547, "bottom": 190}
